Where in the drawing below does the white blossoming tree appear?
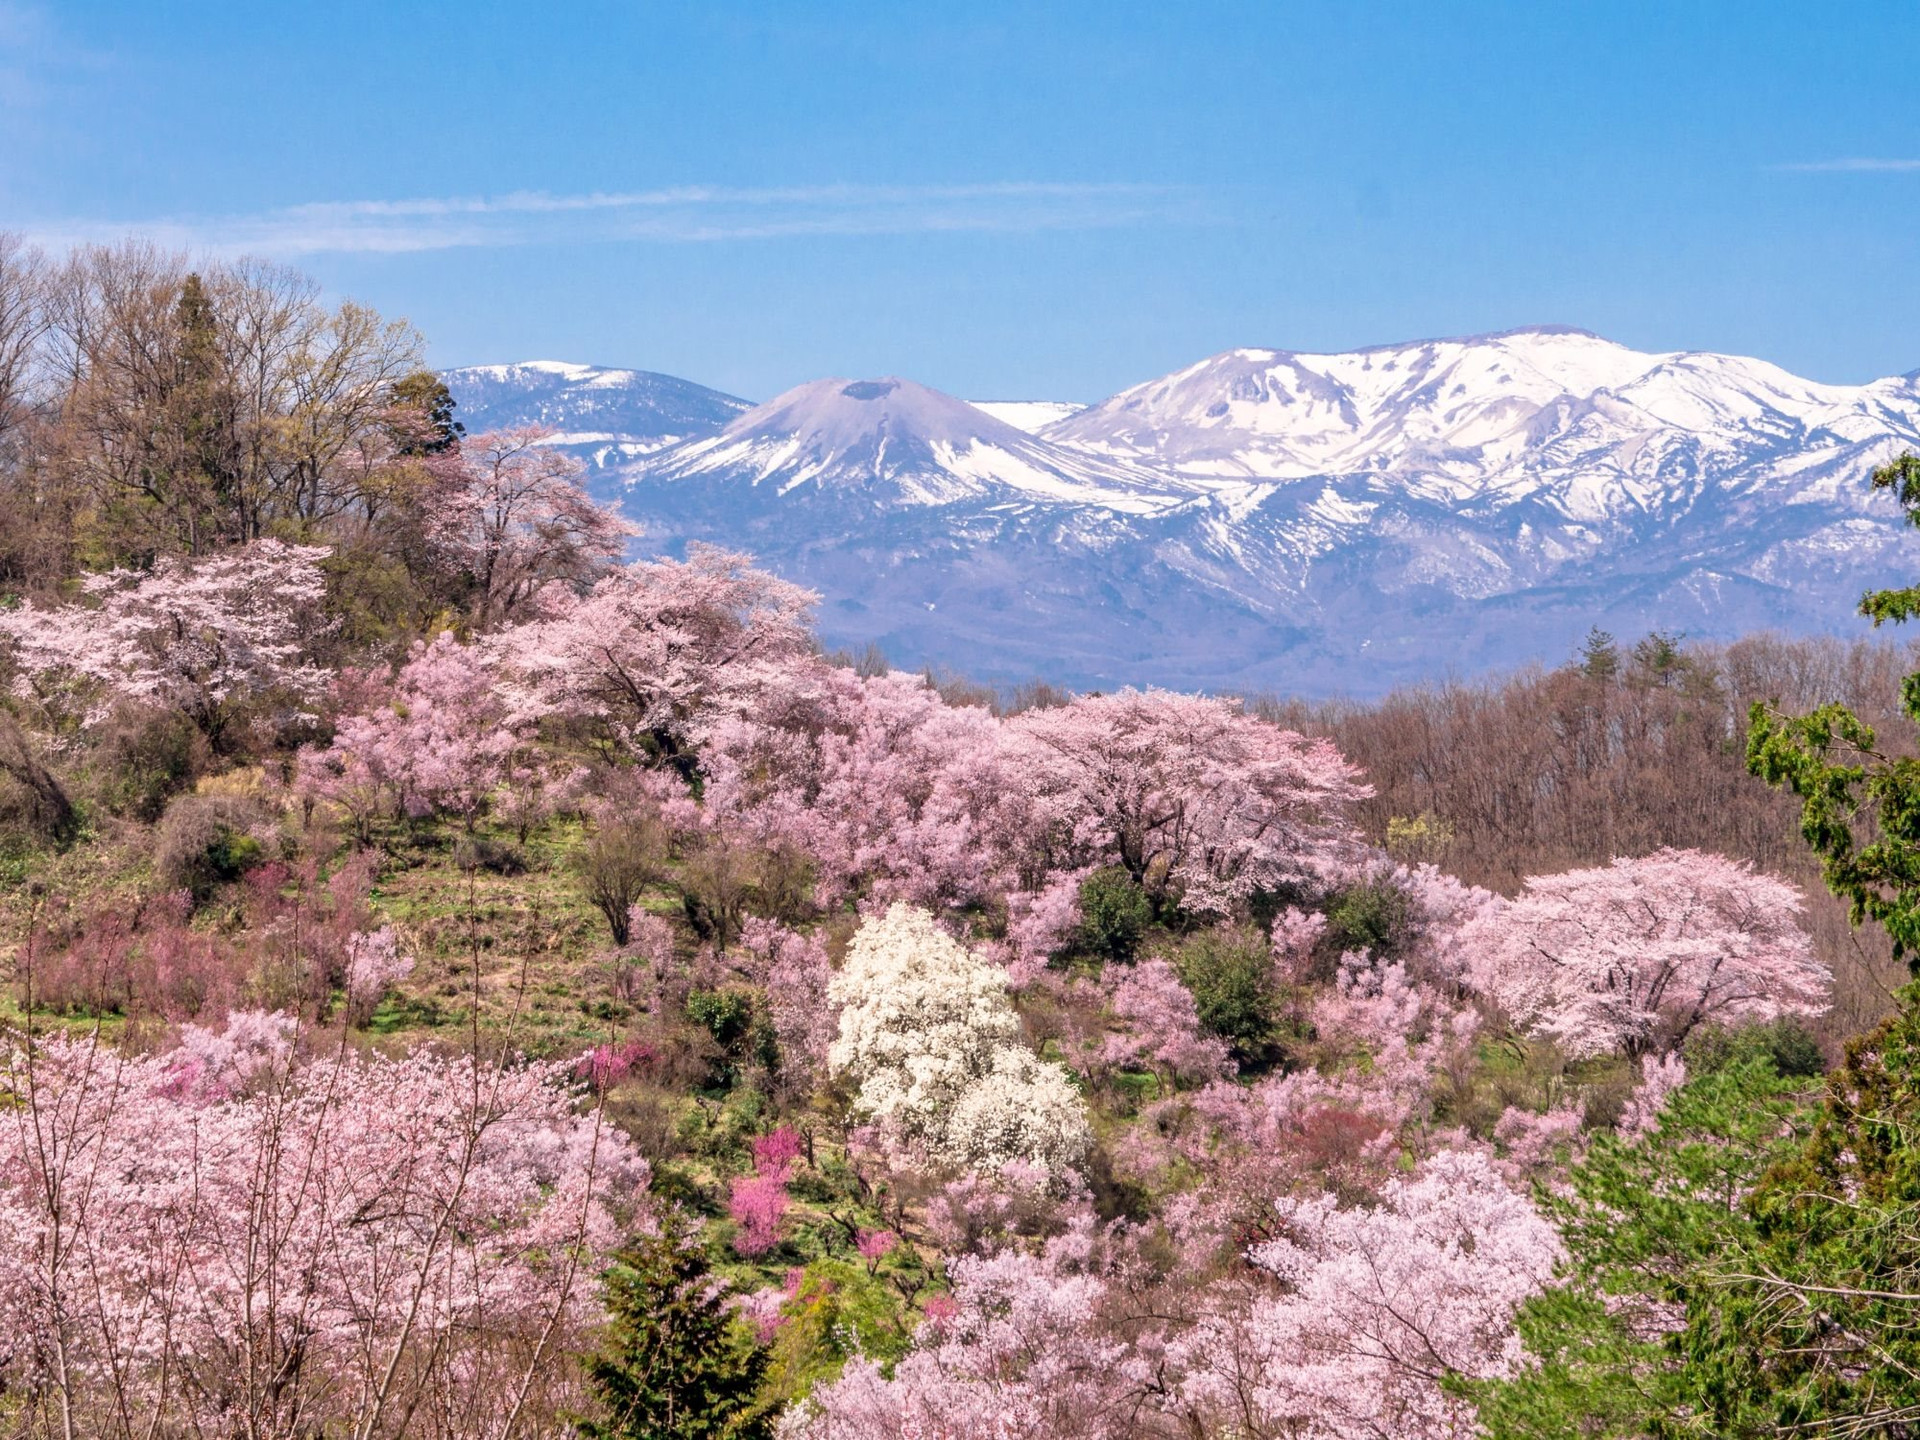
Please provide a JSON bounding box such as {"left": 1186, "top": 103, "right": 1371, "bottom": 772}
{"left": 828, "top": 904, "right": 1091, "bottom": 1176}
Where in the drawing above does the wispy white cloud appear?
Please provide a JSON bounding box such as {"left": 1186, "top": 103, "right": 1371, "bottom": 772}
{"left": 23, "top": 181, "right": 1203, "bottom": 257}
{"left": 1778, "top": 157, "right": 1920, "bottom": 173}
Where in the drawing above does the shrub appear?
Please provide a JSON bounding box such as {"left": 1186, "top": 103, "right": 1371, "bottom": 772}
{"left": 687, "top": 986, "right": 756, "bottom": 1052}
{"left": 686, "top": 984, "right": 774, "bottom": 1088}
{"left": 1685, "top": 1016, "right": 1828, "bottom": 1079}
{"left": 0, "top": 715, "right": 77, "bottom": 846}
{"left": 1076, "top": 866, "right": 1152, "bottom": 962}
{"left": 153, "top": 793, "right": 269, "bottom": 900}
{"left": 452, "top": 834, "right": 527, "bottom": 875}
{"left": 1171, "top": 925, "right": 1279, "bottom": 1065}
{"left": 1764, "top": 1017, "right": 1827, "bottom": 1078}
{"left": 679, "top": 833, "right": 755, "bottom": 949}
{"left": 1325, "top": 875, "right": 1416, "bottom": 961}
{"left": 91, "top": 704, "right": 207, "bottom": 821}
{"left": 577, "top": 811, "right": 668, "bottom": 945}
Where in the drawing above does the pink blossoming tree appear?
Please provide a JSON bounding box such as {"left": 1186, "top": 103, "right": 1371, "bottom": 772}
{"left": 0, "top": 538, "right": 331, "bottom": 742}
{"left": 1459, "top": 847, "right": 1831, "bottom": 1058}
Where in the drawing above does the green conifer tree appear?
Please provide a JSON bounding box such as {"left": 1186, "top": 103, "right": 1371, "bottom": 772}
{"left": 1577, "top": 626, "right": 1620, "bottom": 682}
{"left": 1749, "top": 451, "right": 1920, "bottom": 963}
{"left": 389, "top": 369, "right": 465, "bottom": 454}
{"left": 577, "top": 1227, "right": 774, "bottom": 1440}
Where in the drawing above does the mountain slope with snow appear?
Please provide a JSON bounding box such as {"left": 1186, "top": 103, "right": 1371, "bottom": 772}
{"left": 969, "top": 400, "right": 1086, "bottom": 433}
{"left": 451, "top": 332, "right": 1920, "bottom": 694}
{"left": 636, "top": 377, "right": 1182, "bottom": 514}
{"left": 441, "top": 361, "right": 750, "bottom": 472}
{"left": 1046, "top": 326, "right": 1920, "bottom": 504}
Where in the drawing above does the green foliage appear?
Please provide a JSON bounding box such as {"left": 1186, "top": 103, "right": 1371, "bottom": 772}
{"left": 577, "top": 1227, "right": 774, "bottom": 1440}
{"left": 688, "top": 987, "right": 755, "bottom": 1051}
{"left": 1171, "top": 925, "right": 1278, "bottom": 1065}
{"left": 1325, "top": 876, "right": 1415, "bottom": 960}
{"left": 1666, "top": 992, "right": 1920, "bottom": 1434}
{"left": 1858, "top": 452, "right": 1920, "bottom": 626}
{"left": 1469, "top": 1058, "right": 1816, "bottom": 1438}
{"left": 686, "top": 985, "right": 777, "bottom": 1090}
{"left": 1578, "top": 626, "right": 1621, "bottom": 682}
{"left": 1683, "top": 1015, "right": 1825, "bottom": 1080}
{"left": 1076, "top": 865, "right": 1152, "bottom": 962}
{"left": 756, "top": 1259, "right": 920, "bottom": 1414}
{"left": 388, "top": 369, "right": 465, "bottom": 454}
{"left": 1748, "top": 452, "right": 1920, "bottom": 966}
{"left": 1631, "top": 630, "right": 1689, "bottom": 685}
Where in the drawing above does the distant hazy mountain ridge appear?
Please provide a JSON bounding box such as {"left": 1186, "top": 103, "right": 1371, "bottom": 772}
{"left": 444, "top": 329, "right": 1920, "bottom": 694}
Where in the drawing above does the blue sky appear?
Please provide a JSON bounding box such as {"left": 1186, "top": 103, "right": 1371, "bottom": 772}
{"left": 4, "top": 1, "right": 1917, "bottom": 402}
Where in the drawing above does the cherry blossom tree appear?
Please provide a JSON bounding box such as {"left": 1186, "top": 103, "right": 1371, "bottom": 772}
{"left": 737, "top": 916, "right": 837, "bottom": 1089}
{"left": 492, "top": 545, "right": 815, "bottom": 770}
{"left": 696, "top": 665, "right": 1045, "bottom": 918}
{"left": 789, "top": 1222, "right": 1131, "bottom": 1440}
{"left": 0, "top": 1019, "right": 648, "bottom": 1440}
{"left": 300, "top": 630, "right": 523, "bottom": 828}
{"left": 1459, "top": 848, "right": 1831, "bottom": 1058}
{"left": 1619, "top": 1051, "right": 1690, "bottom": 1137}
{"left": 1094, "top": 957, "right": 1234, "bottom": 1087}
{"left": 427, "top": 426, "right": 635, "bottom": 628}
{"left": 1173, "top": 1149, "right": 1562, "bottom": 1440}
{"left": 1009, "top": 689, "right": 1371, "bottom": 917}
{"left": 0, "top": 538, "right": 330, "bottom": 742}
{"left": 342, "top": 924, "right": 413, "bottom": 1024}
{"left": 829, "top": 905, "right": 1090, "bottom": 1177}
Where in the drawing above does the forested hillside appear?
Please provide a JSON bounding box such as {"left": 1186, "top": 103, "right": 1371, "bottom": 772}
{"left": 3, "top": 242, "right": 1919, "bottom": 1438}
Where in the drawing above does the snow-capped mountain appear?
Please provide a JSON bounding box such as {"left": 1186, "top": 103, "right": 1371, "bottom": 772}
{"left": 446, "top": 330, "right": 1920, "bottom": 695}
{"left": 638, "top": 377, "right": 1179, "bottom": 514}
{"left": 1046, "top": 326, "right": 1920, "bottom": 509}
{"left": 440, "top": 361, "right": 749, "bottom": 474}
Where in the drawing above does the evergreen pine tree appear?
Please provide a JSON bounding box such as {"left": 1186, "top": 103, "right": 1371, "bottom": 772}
{"left": 577, "top": 1226, "right": 774, "bottom": 1440}
{"left": 389, "top": 369, "right": 465, "bottom": 454}
{"left": 1749, "top": 451, "right": 1920, "bottom": 962}
{"left": 1577, "top": 626, "right": 1620, "bottom": 682}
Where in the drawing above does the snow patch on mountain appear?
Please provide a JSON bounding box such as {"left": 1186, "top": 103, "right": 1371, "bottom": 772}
{"left": 441, "top": 362, "right": 751, "bottom": 477}
{"left": 969, "top": 400, "right": 1087, "bottom": 433}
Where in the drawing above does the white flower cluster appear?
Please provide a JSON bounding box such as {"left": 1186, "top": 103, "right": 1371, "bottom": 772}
{"left": 829, "top": 905, "right": 1090, "bottom": 1176}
